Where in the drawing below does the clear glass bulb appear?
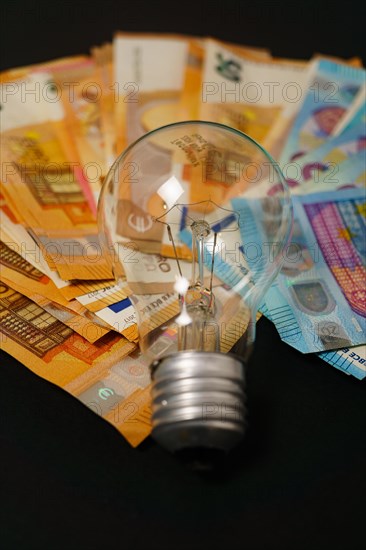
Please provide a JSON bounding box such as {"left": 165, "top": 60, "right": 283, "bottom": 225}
{"left": 98, "top": 121, "right": 292, "bottom": 454}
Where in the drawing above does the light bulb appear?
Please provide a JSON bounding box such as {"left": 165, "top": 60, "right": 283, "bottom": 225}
{"left": 98, "top": 121, "right": 292, "bottom": 454}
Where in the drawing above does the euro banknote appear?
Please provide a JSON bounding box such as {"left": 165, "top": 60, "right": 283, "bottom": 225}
{"left": 0, "top": 275, "right": 110, "bottom": 343}
{"left": 199, "top": 38, "right": 310, "bottom": 144}
{"left": 264, "top": 56, "right": 364, "bottom": 159}
{"left": 114, "top": 32, "right": 271, "bottom": 140}
{"left": 300, "top": 117, "right": 365, "bottom": 174}
{"left": 0, "top": 282, "right": 155, "bottom": 447}
{"left": 0, "top": 215, "right": 116, "bottom": 302}
{"left": 0, "top": 60, "right": 97, "bottom": 210}
{"left": 179, "top": 38, "right": 271, "bottom": 120}
{"left": 51, "top": 57, "right": 105, "bottom": 203}
{"left": 0, "top": 239, "right": 82, "bottom": 310}
{"left": 264, "top": 188, "right": 366, "bottom": 353}
{"left": 286, "top": 107, "right": 365, "bottom": 190}
{"left": 0, "top": 240, "right": 112, "bottom": 341}
{"left": 1, "top": 54, "right": 106, "bottom": 204}
{"left": 280, "top": 59, "right": 366, "bottom": 164}
{"left": 262, "top": 303, "right": 366, "bottom": 379}
{"left": 113, "top": 33, "right": 189, "bottom": 153}
{"left": 0, "top": 203, "right": 119, "bottom": 323}
{"left": 0, "top": 71, "right": 112, "bottom": 281}
{"left": 0, "top": 200, "right": 77, "bottom": 294}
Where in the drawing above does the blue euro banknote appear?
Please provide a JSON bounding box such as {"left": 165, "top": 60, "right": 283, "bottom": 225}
{"left": 280, "top": 59, "right": 366, "bottom": 165}
{"left": 262, "top": 304, "right": 366, "bottom": 379}
{"left": 264, "top": 188, "right": 366, "bottom": 353}
{"left": 283, "top": 114, "right": 366, "bottom": 193}
{"left": 287, "top": 108, "right": 365, "bottom": 187}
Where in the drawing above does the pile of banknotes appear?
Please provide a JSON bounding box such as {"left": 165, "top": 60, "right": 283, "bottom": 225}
{"left": 1, "top": 33, "right": 365, "bottom": 447}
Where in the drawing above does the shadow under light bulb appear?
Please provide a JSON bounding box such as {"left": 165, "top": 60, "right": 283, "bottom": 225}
{"left": 98, "top": 121, "right": 292, "bottom": 454}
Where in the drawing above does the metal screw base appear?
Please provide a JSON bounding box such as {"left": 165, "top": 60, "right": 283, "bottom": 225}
{"left": 150, "top": 351, "right": 247, "bottom": 453}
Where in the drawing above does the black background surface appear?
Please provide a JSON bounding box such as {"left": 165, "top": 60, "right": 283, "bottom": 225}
{"left": 1, "top": 2, "right": 365, "bottom": 549}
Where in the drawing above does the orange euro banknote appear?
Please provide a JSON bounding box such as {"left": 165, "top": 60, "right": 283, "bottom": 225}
{"left": 0, "top": 70, "right": 112, "bottom": 280}
{"left": 0, "top": 280, "right": 153, "bottom": 447}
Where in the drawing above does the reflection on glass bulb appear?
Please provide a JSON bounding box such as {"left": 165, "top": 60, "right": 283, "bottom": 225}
{"left": 157, "top": 175, "right": 185, "bottom": 209}
{"left": 98, "top": 121, "right": 292, "bottom": 455}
